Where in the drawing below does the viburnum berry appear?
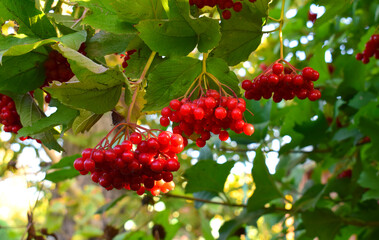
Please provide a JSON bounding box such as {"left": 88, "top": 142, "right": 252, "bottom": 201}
{"left": 243, "top": 61, "right": 321, "bottom": 102}
{"left": 189, "top": 0, "right": 243, "bottom": 20}
{"left": 308, "top": 10, "right": 317, "bottom": 23}
{"left": 160, "top": 89, "right": 255, "bottom": 147}
{"left": 73, "top": 123, "right": 183, "bottom": 196}
{"left": 355, "top": 34, "right": 379, "bottom": 64}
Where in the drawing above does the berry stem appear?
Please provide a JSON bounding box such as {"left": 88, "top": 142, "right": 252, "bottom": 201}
{"left": 279, "top": 0, "right": 286, "bottom": 59}
{"left": 126, "top": 51, "right": 157, "bottom": 123}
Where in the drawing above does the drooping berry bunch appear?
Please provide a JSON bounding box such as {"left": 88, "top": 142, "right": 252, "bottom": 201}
{"left": 42, "top": 43, "right": 87, "bottom": 102}
{"left": 0, "top": 94, "right": 22, "bottom": 134}
{"left": 120, "top": 49, "right": 137, "bottom": 69}
{"left": 242, "top": 61, "right": 321, "bottom": 102}
{"left": 73, "top": 123, "right": 183, "bottom": 196}
{"left": 356, "top": 34, "right": 379, "bottom": 64}
{"left": 160, "top": 89, "right": 254, "bottom": 148}
{"left": 189, "top": 0, "right": 256, "bottom": 20}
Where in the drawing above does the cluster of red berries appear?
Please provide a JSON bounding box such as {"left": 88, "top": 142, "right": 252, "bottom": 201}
{"left": 0, "top": 94, "right": 22, "bottom": 134}
{"left": 308, "top": 10, "right": 317, "bottom": 23}
{"left": 160, "top": 89, "right": 255, "bottom": 148}
{"left": 120, "top": 49, "right": 137, "bottom": 69}
{"left": 0, "top": 94, "right": 41, "bottom": 143}
{"left": 189, "top": 0, "right": 256, "bottom": 20}
{"left": 42, "top": 43, "right": 87, "bottom": 103}
{"left": 242, "top": 62, "right": 321, "bottom": 102}
{"left": 73, "top": 130, "right": 183, "bottom": 196}
{"left": 356, "top": 34, "right": 379, "bottom": 64}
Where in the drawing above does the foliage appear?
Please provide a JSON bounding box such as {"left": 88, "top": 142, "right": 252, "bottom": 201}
{"left": 0, "top": 0, "right": 378, "bottom": 239}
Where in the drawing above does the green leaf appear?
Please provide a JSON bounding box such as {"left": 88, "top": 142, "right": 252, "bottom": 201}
{"left": 144, "top": 57, "right": 202, "bottom": 111}
{"left": 358, "top": 168, "right": 379, "bottom": 201}
{"left": 54, "top": 44, "right": 127, "bottom": 89}
{"left": 210, "top": 0, "right": 268, "bottom": 66}
{"left": 136, "top": 0, "right": 220, "bottom": 56}
{"left": 184, "top": 160, "right": 234, "bottom": 194}
{"left": 301, "top": 208, "right": 343, "bottom": 240}
{"left": 110, "top": 0, "right": 166, "bottom": 24}
{"left": 86, "top": 31, "right": 134, "bottom": 59}
{"left": 293, "top": 112, "right": 329, "bottom": 147}
{"left": 247, "top": 148, "right": 282, "bottom": 212}
{"left": 73, "top": 0, "right": 136, "bottom": 34}
{"left": 72, "top": 110, "right": 103, "bottom": 134}
{"left": 136, "top": 19, "right": 198, "bottom": 57}
{"left": 357, "top": 117, "right": 379, "bottom": 159}
{"left": 49, "top": 154, "right": 81, "bottom": 169}
{"left": 45, "top": 82, "right": 122, "bottom": 114}
{"left": 0, "top": 52, "right": 46, "bottom": 94}
{"left": 17, "top": 101, "right": 78, "bottom": 137}
{"left": 0, "top": 0, "right": 56, "bottom": 38}
{"left": 206, "top": 57, "right": 240, "bottom": 96}
{"left": 11, "top": 94, "right": 63, "bottom": 151}
{"left": 95, "top": 194, "right": 127, "bottom": 214}
{"left": 45, "top": 168, "right": 80, "bottom": 183}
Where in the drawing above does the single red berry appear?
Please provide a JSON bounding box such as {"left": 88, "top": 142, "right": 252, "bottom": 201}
{"left": 196, "top": 138, "right": 206, "bottom": 148}
{"left": 160, "top": 116, "right": 170, "bottom": 127}
{"left": 166, "top": 159, "right": 180, "bottom": 172}
{"left": 233, "top": 2, "right": 242, "bottom": 12}
{"left": 161, "top": 107, "right": 172, "bottom": 117}
{"left": 84, "top": 159, "right": 96, "bottom": 172}
{"left": 158, "top": 131, "right": 171, "bottom": 145}
{"left": 193, "top": 107, "right": 205, "bottom": 120}
{"left": 242, "top": 80, "right": 253, "bottom": 90}
{"left": 292, "top": 75, "right": 304, "bottom": 86}
{"left": 219, "top": 131, "right": 229, "bottom": 141}
{"left": 222, "top": 10, "right": 232, "bottom": 20}
{"left": 308, "top": 89, "right": 321, "bottom": 101}
{"left": 215, "top": 107, "right": 227, "bottom": 120}
{"left": 171, "top": 134, "right": 184, "bottom": 146}
{"left": 74, "top": 158, "right": 84, "bottom": 171}
{"left": 272, "top": 63, "right": 284, "bottom": 75}
{"left": 170, "top": 99, "right": 181, "bottom": 110}
{"left": 104, "top": 149, "right": 117, "bottom": 162}
{"left": 243, "top": 123, "right": 255, "bottom": 136}
{"left": 130, "top": 132, "right": 142, "bottom": 144}
{"left": 162, "top": 172, "right": 174, "bottom": 182}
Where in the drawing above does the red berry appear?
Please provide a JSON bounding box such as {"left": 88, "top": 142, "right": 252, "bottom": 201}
{"left": 233, "top": 2, "right": 242, "bottom": 12}
{"left": 219, "top": 131, "right": 229, "bottom": 141}
{"left": 215, "top": 107, "right": 227, "bottom": 120}
{"left": 243, "top": 123, "right": 254, "bottom": 136}
{"left": 308, "top": 89, "right": 321, "bottom": 101}
{"left": 130, "top": 132, "right": 142, "bottom": 144}
{"left": 222, "top": 10, "right": 232, "bottom": 20}
{"left": 170, "top": 99, "right": 181, "bottom": 110}
{"left": 272, "top": 63, "right": 284, "bottom": 75}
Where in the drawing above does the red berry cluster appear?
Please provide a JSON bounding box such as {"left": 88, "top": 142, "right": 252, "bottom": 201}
{"left": 242, "top": 62, "right": 321, "bottom": 102}
{"left": 160, "top": 89, "right": 254, "bottom": 148}
{"left": 0, "top": 94, "right": 22, "bottom": 134}
{"left": 308, "top": 10, "right": 317, "bottom": 23}
{"left": 337, "top": 169, "right": 352, "bottom": 179}
{"left": 189, "top": 0, "right": 256, "bottom": 20}
{"left": 120, "top": 49, "right": 137, "bottom": 69}
{"left": 356, "top": 34, "right": 379, "bottom": 64}
{"left": 73, "top": 129, "right": 183, "bottom": 196}
{"left": 42, "top": 43, "right": 87, "bottom": 103}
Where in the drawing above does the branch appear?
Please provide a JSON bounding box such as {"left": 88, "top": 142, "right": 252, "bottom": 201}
{"left": 164, "top": 193, "right": 247, "bottom": 207}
